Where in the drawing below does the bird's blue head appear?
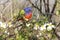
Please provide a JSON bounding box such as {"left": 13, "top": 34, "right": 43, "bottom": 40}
{"left": 24, "top": 7, "right": 32, "bottom": 14}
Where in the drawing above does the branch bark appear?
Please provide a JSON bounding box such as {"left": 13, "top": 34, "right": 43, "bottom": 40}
{"left": 28, "top": 0, "right": 41, "bottom": 13}
{"left": 51, "top": 0, "right": 57, "bottom": 13}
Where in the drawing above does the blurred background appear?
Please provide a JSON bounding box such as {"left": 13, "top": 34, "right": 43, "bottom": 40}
{"left": 0, "top": 0, "right": 60, "bottom": 40}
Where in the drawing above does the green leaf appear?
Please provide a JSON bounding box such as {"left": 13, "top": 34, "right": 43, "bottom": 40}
{"left": 0, "top": 36, "right": 3, "bottom": 40}
{"left": 58, "top": 10, "right": 60, "bottom": 15}
{"left": 40, "top": 37, "right": 45, "bottom": 40}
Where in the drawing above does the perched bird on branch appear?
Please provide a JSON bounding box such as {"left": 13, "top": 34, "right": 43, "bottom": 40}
{"left": 17, "top": 7, "right": 32, "bottom": 21}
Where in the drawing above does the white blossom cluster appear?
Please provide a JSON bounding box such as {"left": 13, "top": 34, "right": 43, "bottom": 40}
{"left": 0, "top": 21, "right": 7, "bottom": 28}
{"left": 33, "top": 24, "right": 39, "bottom": 30}
{"left": 4, "top": 30, "right": 10, "bottom": 35}
{"left": 0, "top": 21, "right": 13, "bottom": 28}
{"left": 34, "top": 23, "right": 55, "bottom": 31}
{"left": 26, "top": 23, "right": 31, "bottom": 27}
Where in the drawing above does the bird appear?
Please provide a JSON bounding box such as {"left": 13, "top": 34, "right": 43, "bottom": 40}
{"left": 17, "top": 7, "right": 32, "bottom": 21}
{"left": 23, "top": 7, "right": 32, "bottom": 21}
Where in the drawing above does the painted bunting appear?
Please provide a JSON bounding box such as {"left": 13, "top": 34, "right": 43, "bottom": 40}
{"left": 23, "top": 7, "right": 32, "bottom": 21}
{"left": 17, "top": 7, "right": 32, "bottom": 21}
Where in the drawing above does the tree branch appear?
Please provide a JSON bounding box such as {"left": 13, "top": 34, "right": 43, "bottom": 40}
{"left": 51, "top": 0, "right": 57, "bottom": 13}
{"left": 28, "top": 0, "right": 41, "bottom": 13}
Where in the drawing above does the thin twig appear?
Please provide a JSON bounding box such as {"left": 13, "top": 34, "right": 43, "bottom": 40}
{"left": 28, "top": 0, "right": 41, "bottom": 12}
{"left": 51, "top": 0, "right": 57, "bottom": 13}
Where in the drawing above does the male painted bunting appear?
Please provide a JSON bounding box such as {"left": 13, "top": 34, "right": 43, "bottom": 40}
{"left": 23, "top": 7, "right": 32, "bottom": 21}
{"left": 17, "top": 7, "right": 32, "bottom": 21}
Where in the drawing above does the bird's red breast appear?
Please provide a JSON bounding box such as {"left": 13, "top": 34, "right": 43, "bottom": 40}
{"left": 24, "top": 12, "right": 32, "bottom": 20}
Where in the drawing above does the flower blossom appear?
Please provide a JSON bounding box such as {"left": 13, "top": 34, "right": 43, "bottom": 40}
{"left": 39, "top": 23, "right": 55, "bottom": 31}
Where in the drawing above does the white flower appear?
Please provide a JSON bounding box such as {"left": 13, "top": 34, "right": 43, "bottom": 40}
{"left": 0, "top": 21, "right": 2, "bottom": 24}
{"left": 26, "top": 23, "right": 30, "bottom": 27}
{"left": 9, "top": 24, "right": 13, "bottom": 27}
{"left": 0, "top": 21, "right": 3, "bottom": 26}
{"left": 47, "top": 26, "right": 52, "bottom": 31}
{"left": 39, "top": 25, "right": 46, "bottom": 31}
{"left": 7, "top": 22, "right": 13, "bottom": 27}
{"left": 34, "top": 27, "right": 38, "bottom": 30}
{"left": 51, "top": 25, "right": 55, "bottom": 28}
{"left": 36, "top": 35, "right": 39, "bottom": 37}
{"left": 46, "top": 23, "right": 55, "bottom": 31}
{"left": 39, "top": 27, "right": 46, "bottom": 31}
{"left": 0, "top": 23, "right": 7, "bottom": 28}
{"left": 7, "top": 32, "right": 10, "bottom": 35}
{"left": 4, "top": 30, "right": 9, "bottom": 35}
{"left": 39, "top": 22, "right": 55, "bottom": 31}
{"left": 33, "top": 24, "right": 39, "bottom": 30}
{"left": 5, "top": 30, "right": 8, "bottom": 33}
{"left": 0, "top": 21, "right": 8, "bottom": 28}
{"left": 37, "top": 33, "right": 42, "bottom": 37}
{"left": 44, "top": 23, "right": 48, "bottom": 26}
